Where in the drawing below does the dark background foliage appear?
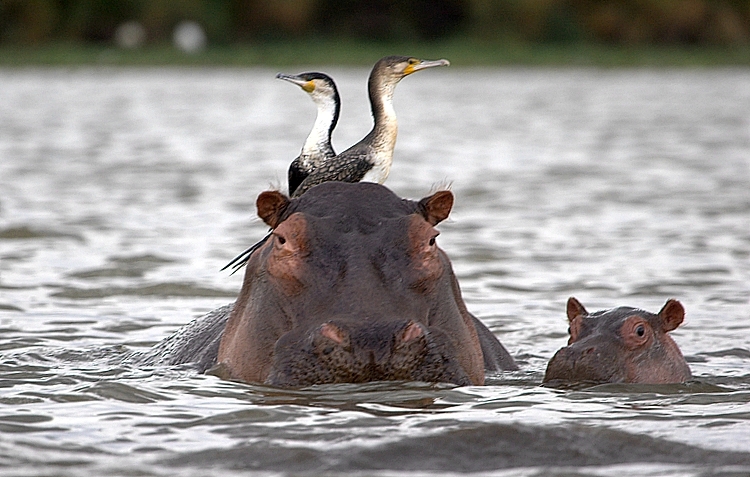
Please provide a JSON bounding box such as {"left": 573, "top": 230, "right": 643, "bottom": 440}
{"left": 1, "top": 0, "right": 748, "bottom": 46}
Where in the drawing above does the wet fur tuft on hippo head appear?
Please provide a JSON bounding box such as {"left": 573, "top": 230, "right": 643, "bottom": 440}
{"left": 543, "top": 297, "right": 691, "bottom": 386}
{"left": 217, "top": 182, "right": 516, "bottom": 387}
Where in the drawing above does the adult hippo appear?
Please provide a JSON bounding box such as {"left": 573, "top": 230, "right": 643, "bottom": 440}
{"left": 543, "top": 297, "right": 691, "bottom": 385}
{"left": 138, "top": 182, "right": 517, "bottom": 386}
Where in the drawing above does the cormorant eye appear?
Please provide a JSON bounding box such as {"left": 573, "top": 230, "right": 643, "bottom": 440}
{"left": 635, "top": 324, "right": 645, "bottom": 337}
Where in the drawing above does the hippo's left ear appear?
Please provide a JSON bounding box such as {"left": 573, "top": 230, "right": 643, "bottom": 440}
{"left": 658, "top": 299, "right": 685, "bottom": 332}
{"left": 566, "top": 297, "right": 588, "bottom": 322}
{"left": 419, "top": 190, "right": 454, "bottom": 225}
{"left": 256, "top": 190, "right": 290, "bottom": 228}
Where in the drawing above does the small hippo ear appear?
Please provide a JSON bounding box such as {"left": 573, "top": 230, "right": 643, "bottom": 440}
{"left": 658, "top": 299, "right": 685, "bottom": 332}
{"left": 256, "top": 190, "right": 290, "bottom": 228}
{"left": 419, "top": 190, "right": 454, "bottom": 225}
{"left": 566, "top": 297, "right": 588, "bottom": 322}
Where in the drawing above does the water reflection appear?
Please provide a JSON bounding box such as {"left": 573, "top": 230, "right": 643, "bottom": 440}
{"left": 0, "top": 67, "right": 748, "bottom": 476}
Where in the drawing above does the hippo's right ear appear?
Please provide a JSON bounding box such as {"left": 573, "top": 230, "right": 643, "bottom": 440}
{"left": 658, "top": 299, "right": 685, "bottom": 332}
{"left": 256, "top": 190, "right": 290, "bottom": 228}
{"left": 566, "top": 297, "right": 588, "bottom": 322}
{"left": 419, "top": 190, "right": 454, "bottom": 225}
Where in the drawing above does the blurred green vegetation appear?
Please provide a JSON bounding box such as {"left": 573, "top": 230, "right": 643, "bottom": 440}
{"left": 1, "top": 39, "right": 749, "bottom": 67}
{"left": 1, "top": 0, "right": 749, "bottom": 64}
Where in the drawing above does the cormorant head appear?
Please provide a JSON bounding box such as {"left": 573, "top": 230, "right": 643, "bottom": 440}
{"left": 276, "top": 72, "right": 341, "bottom": 108}
{"left": 371, "top": 56, "right": 450, "bottom": 85}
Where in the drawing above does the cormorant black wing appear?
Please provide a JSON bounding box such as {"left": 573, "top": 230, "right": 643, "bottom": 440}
{"left": 287, "top": 156, "right": 309, "bottom": 197}
{"left": 292, "top": 151, "right": 373, "bottom": 197}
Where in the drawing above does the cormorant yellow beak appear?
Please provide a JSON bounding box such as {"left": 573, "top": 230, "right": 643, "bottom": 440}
{"left": 403, "top": 58, "right": 450, "bottom": 76}
{"left": 276, "top": 73, "right": 315, "bottom": 92}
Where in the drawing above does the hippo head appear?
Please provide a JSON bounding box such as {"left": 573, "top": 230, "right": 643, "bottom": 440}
{"left": 217, "top": 182, "right": 486, "bottom": 387}
{"left": 543, "top": 297, "right": 692, "bottom": 385}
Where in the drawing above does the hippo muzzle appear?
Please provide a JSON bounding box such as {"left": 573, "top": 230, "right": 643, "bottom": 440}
{"left": 268, "top": 319, "right": 471, "bottom": 386}
{"left": 544, "top": 340, "right": 625, "bottom": 385}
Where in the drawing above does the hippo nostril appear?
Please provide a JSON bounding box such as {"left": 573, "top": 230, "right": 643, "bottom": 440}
{"left": 401, "top": 321, "right": 424, "bottom": 343}
{"left": 320, "top": 322, "right": 346, "bottom": 344}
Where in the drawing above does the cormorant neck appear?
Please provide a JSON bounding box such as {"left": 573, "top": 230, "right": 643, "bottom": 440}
{"left": 301, "top": 95, "right": 340, "bottom": 160}
{"left": 366, "top": 74, "right": 399, "bottom": 154}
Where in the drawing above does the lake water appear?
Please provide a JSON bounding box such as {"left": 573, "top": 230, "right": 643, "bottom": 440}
{"left": 0, "top": 66, "right": 748, "bottom": 476}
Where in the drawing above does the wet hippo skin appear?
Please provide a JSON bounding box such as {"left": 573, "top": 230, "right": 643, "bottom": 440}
{"left": 543, "top": 297, "right": 691, "bottom": 385}
{"left": 141, "top": 182, "right": 517, "bottom": 386}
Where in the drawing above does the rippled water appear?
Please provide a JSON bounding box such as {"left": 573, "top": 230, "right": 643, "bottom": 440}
{"left": 0, "top": 67, "right": 749, "bottom": 476}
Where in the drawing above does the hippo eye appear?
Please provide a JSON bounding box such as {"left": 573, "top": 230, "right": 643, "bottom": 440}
{"left": 428, "top": 231, "right": 439, "bottom": 247}
{"left": 275, "top": 234, "right": 286, "bottom": 245}
{"left": 635, "top": 324, "right": 645, "bottom": 337}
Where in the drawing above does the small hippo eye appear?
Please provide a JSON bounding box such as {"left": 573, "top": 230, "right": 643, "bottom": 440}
{"left": 428, "top": 237, "right": 436, "bottom": 246}
{"left": 567, "top": 326, "right": 571, "bottom": 335}
{"left": 276, "top": 235, "right": 286, "bottom": 245}
{"left": 635, "top": 324, "right": 645, "bottom": 337}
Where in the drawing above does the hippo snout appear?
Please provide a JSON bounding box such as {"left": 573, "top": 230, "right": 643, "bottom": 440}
{"left": 267, "top": 319, "right": 472, "bottom": 387}
{"left": 543, "top": 343, "right": 623, "bottom": 385}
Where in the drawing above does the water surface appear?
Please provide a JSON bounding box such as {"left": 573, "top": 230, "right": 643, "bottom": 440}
{"left": 0, "top": 67, "right": 749, "bottom": 476}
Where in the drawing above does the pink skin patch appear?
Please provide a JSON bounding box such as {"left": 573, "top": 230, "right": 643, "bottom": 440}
{"left": 267, "top": 213, "right": 309, "bottom": 295}
{"left": 401, "top": 321, "right": 424, "bottom": 343}
{"left": 620, "top": 316, "right": 653, "bottom": 350}
{"left": 407, "top": 215, "right": 444, "bottom": 291}
{"left": 320, "top": 322, "right": 347, "bottom": 344}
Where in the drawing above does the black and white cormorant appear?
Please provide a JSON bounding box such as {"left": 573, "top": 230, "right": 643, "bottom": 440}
{"left": 292, "top": 55, "right": 449, "bottom": 196}
{"left": 275, "top": 72, "right": 341, "bottom": 197}
{"left": 223, "top": 56, "right": 449, "bottom": 273}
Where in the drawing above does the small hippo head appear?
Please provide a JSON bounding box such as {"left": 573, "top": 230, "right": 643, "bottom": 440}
{"left": 217, "top": 182, "right": 486, "bottom": 387}
{"left": 543, "top": 297, "right": 692, "bottom": 386}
